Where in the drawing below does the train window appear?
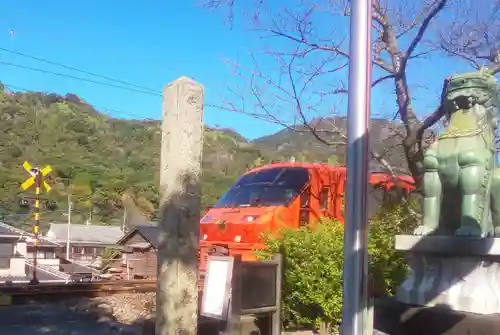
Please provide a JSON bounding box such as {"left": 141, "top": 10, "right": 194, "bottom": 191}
{"left": 320, "top": 187, "right": 329, "bottom": 211}
{"left": 236, "top": 168, "right": 283, "bottom": 186}
{"left": 299, "top": 186, "right": 311, "bottom": 226}
{"left": 300, "top": 187, "right": 310, "bottom": 208}
{"left": 339, "top": 194, "right": 345, "bottom": 217}
{"left": 215, "top": 167, "right": 310, "bottom": 208}
{"left": 274, "top": 168, "right": 310, "bottom": 192}
{"left": 299, "top": 210, "right": 309, "bottom": 227}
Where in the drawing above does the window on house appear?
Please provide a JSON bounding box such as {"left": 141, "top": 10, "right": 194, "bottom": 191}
{"left": 0, "top": 243, "right": 13, "bottom": 257}
{"left": 0, "top": 243, "right": 13, "bottom": 269}
{"left": 83, "top": 247, "right": 93, "bottom": 255}
{"left": 320, "top": 187, "right": 330, "bottom": 211}
{"left": 45, "top": 251, "right": 55, "bottom": 259}
{"left": 0, "top": 257, "right": 9, "bottom": 269}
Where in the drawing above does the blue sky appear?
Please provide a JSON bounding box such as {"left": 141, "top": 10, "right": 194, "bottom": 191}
{"left": 0, "top": 0, "right": 474, "bottom": 140}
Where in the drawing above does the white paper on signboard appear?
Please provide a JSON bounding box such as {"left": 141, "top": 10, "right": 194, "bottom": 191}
{"left": 201, "top": 258, "right": 232, "bottom": 317}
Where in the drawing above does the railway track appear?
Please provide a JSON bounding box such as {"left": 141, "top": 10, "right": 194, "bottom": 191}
{"left": 0, "top": 280, "right": 156, "bottom": 305}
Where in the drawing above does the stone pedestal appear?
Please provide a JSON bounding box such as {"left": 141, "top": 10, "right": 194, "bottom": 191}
{"left": 395, "top": 235, "right": 500, "bottom": 315}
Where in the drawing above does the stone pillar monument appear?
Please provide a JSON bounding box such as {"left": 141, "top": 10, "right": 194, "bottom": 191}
{"left": 157, "top": 77, "right": 204, "bottom": 335}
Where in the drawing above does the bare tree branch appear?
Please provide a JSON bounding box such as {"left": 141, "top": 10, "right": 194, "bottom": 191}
{"left": 438, "top": 0, "right": 500, "bottom": 73}
{"left": 400, "top": 0, "right": 448, "bottom": 74}
{"left": 200, "top": 0, "right": 456, "bottom": 187}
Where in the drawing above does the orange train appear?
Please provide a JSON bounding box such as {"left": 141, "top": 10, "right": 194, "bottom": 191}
{"left": 198, "top": 162, "right": 416, "bottom": 271}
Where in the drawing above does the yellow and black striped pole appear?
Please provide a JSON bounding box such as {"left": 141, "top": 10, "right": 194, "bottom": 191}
{"left": 20, "top": 161, "right": 52, "bottom": 285}
{"left": 28, "top": 169, "right": 41, "bottom": 285}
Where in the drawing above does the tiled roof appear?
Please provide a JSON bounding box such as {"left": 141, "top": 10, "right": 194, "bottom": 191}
{"left": 0, "top": 222, "right": 60, "bottom": 247}
{"left": 45, "top": 224, "right": 123, "bottom": 245}
{"left": 136, "top": 226, "right": 159, "bottom": 248}
{"left": 0, "top": 222, "right": 25, "bottom": 237}
{"left": 118, "top": 225, "right": 159, "bottom": 249}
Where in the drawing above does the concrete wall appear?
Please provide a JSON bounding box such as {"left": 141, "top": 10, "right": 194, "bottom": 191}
{"left": 14, "top": 241, "right": 27, "bottom": 256}
{"left": 9, "top": 257, "right": 25, "bottom": 277}
{"left": 0, "top": 240, "right": 27, "bottom": 277}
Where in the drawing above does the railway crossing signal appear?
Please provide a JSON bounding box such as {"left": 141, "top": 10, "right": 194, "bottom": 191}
{"left": 20, "top": 161, "right": 52, "bottom": 285}
{"left": 21, "top": 161, "right": 52, "bottom": 192}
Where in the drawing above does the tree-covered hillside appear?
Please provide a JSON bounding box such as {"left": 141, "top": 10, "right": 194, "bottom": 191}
{"left": 0, "top": 89, "right": 330, "bottom": 229}
{"left": 0, "top": 88, "right": 403, "bottom": 230}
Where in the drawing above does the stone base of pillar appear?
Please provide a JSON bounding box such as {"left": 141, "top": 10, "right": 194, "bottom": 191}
{"left": 395, "top": 234, "right": 500, "bottom": 315}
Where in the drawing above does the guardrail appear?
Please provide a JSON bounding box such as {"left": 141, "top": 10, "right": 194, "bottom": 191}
{"left": 0, "top": 280, "right": 156, "bottom": 305}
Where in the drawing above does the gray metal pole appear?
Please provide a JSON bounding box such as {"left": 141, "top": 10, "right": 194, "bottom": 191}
{"left": 340, "top": 0, "right": 373, "bottom": 334}
{"left": 66, "top": 194, "right": 71, "bottom": 260}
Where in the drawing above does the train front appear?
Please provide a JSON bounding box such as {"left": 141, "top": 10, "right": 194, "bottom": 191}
{"left": 198, "top": 166, "right": 309, "bottom": 269}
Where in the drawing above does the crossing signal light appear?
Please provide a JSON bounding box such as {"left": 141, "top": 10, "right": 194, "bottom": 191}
{"left": 18, "top": 198, "right": 58, "bottom": 211}
{"left": 45, "top": 201, "right": 57, "bottom": 211}
{"left": 19, "top": 199, "right": 29, "bottom": 208}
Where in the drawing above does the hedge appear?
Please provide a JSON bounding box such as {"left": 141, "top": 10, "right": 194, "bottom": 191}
{"left": 256, "top": 203, "right": 418, "bottom": 333}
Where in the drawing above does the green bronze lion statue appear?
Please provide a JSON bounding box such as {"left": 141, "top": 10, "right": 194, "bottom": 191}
{"left": 414, "top": 68, "right": 500, "bottom": 237}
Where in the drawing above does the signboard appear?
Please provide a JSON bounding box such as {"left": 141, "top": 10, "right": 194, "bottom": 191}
{"left": 200, "top": 255, "right": 234, "bottom": 320}
{"left": 241, "top": 261, "right": 278, "bottom": 312}
{"left": 200, "top": 254, "right": 283, "bottom": 335}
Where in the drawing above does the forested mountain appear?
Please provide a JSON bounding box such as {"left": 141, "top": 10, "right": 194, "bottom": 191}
{"left": 0, "top": 87, "right": 405, "bottom": 230}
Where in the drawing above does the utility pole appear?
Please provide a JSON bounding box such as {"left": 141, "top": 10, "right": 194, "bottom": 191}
{"left": 122, "top": 207, "right": 127, "bottom": 233}
{"left": 66, "top": 194, "right": 72, "bottom": 260}
{"left": 157, "top": 77, "right": 204, "bottom": 335}
{"left": 341, "top": 0, "right": 373, "bottom": 334}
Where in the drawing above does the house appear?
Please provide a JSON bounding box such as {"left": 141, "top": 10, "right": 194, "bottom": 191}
{"left": 45, "top": 223, "right": 124, "bottom": 267}
{"left": 0, "top": 222, "right": 62, "bottom": 270}
{"left": 0, "top": 222, "right": 70, "bottom": 284}
{"left": 107, "top": 225, "right": 159, "bottom": 280}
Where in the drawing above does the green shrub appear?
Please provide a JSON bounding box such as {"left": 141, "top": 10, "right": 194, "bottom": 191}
{"left": 256, "top": 203, "right": 418, "bottom": 332}
{"left": 256, "top": 219, "right": 345, "bottom": 331}
{"left": 368, "top": 203, "right": 418, "bottom": 296}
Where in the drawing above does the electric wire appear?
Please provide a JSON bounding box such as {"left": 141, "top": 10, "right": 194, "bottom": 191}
{"left": 0, "top": 46, "right": 161, "bottom": 94}
{"left": 0, "top": 49, "right": 254, "bottom": 123}
{"left": 0, "top": 60, "right": 162, "bottom": 97}
{"left": 3, "top": 83, "right": 156, "bottom": 120}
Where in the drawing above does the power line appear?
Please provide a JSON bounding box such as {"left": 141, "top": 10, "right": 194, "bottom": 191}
{"left": 0, "top": 60, "right": 162, "bottom": 97}
{"left": 4, "top": 81, "right": 272, "bottom": 127}
{"left": 0, "top": 49, "right": 247, "bottom": 119}
{"left": 0, "top": 46, "right": 161, "bottom": 94}
{"left": 2, "top": 83, "right": 158, "bottom": 120}
{"left": 0, "top": 52, "right": 260, "bottom": 125}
